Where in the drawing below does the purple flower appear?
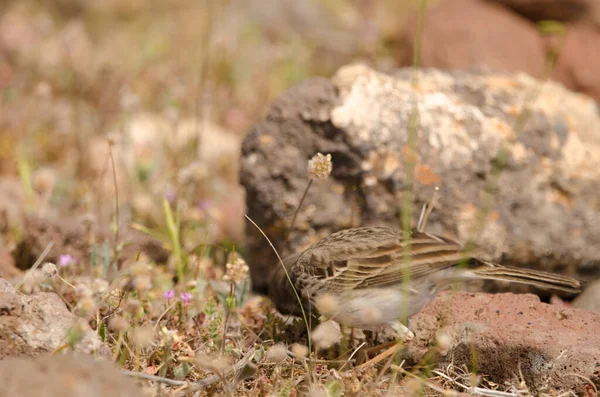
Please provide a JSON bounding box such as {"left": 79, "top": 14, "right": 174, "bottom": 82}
{"left": 163, "top": 290, "right": 175, "bottom": 300}
{"left": 180, "top": 292, "right": 193, "bottom": 304}
{"left": 58, "top": 254, "right": 76, "bottom": 267}
{"left": 197, "top": 199, "right": 211, "bottom": 211}
{"left": 165, "top": 185, "right": 177, "bottom": 204}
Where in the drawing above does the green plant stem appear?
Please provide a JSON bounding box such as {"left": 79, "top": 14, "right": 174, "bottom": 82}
{"left": 245, "top": 215, "right": 312, "bottom": 362}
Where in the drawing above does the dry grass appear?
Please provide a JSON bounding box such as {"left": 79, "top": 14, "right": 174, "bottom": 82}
{"left": 0, "top": 0, "right": 579, "bottom": 396}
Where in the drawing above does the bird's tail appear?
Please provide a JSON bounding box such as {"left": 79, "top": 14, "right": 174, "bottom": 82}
{"left": 467, "top": 260, "right": 584, "bottom": 294}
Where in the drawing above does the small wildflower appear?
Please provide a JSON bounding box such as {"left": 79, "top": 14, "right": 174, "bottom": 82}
{"left": 41, "top": 262, "right": 57, "bottom": 278}
{"left": 163, "top": 290, "right": 175, "bottom": 300}
{"left": 103, "top": 289, "right": 122, "bottom": 308}
{"left": 308, "top": 152, "right": 332, "bottom": 180}
{"left": 165, "top": 185, "right": 177, "bottom": 204}
{"left": 266, "top": 343, "right": 288, "bottom": 365}
{"left": 180, "top": 292, "right": 193, "bottom": 304}
{"left": 223, "top": 257, "right": 250, "bottom": 283}
{"left": 58, "top": 254, "right": 76, "bottom": 267}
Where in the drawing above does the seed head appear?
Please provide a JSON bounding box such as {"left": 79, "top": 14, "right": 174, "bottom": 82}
{"left": 91, "top": 279, "right": 109, "bottom": 295}
{"left": 75, "top": 284, "right": 93, "bottom": 298}
{"left": 311, "top": 319, "right": 342, "bottom": 350}
{"left": 290, "top": 343, "right": 309, "bottom": 359}
{"left": 265, "top": 343, "right": 288, "bottom": 365}
{"left": 41, "top": 262, "right": 57, "bottom": 278}
{"left": 76, "top": 296, "right": 97, "bottom": 316}
{"left": 223, "top": 256, "right": 250, "bottom": 283}
{"left": 308, "top": 153, "right": 332, "bottom": 180}
{"left": 314, "top": 293, "right": 338, "bottom": 319}
{"left": 436, "top": 331, "right": 453, "bottom": 354}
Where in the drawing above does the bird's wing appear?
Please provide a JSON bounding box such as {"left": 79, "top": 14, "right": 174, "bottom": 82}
{"left": 297, "top": 228, "right": 470, "bottom": 291}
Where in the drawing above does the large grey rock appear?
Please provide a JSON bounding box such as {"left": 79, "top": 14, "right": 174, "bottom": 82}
{"left": 240, "top": 64, "right": 600, "bottom": 294}
{"left": 0, "top": 278, "right": 110, "bottom": 359}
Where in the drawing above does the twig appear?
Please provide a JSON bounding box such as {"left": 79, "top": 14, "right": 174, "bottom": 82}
{"left": 154, "top": 302, "right": 178, "bottom": 331}
{"left": 123, "top": 371, "right": 187, "bottom": 386}
{"left": 355, "top": 343, "right": 400, "bottom": 371}
{"left": 563, "top": 373, "right": 598, "bottom": 396}
{"left": 469, "top": 388, "right": 518, "bottom": 397}
{"left": 395, "top": 367, "right": 452, "bottom": 395}
{"left": 339, "top": 342, "right": 366, "bottom": 371}
{"left": 172, "top": 348, "right": 256, "bottom": 397}
{"left": 417, "top": 185, "right": 440, "bottom": 232}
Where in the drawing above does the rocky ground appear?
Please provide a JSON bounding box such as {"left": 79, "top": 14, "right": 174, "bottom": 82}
{"left": 1, "top": 0, "right": 600, "bottom": 396}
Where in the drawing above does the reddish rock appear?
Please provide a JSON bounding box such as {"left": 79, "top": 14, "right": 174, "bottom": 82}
{"left": 551, "top": 22, "right": 600, "bottom": 104}
{"left": 0, "top": 248, "right": 20, "bottom": 280}
{"left": 573, "top": 279, "right": 600, "bottom": 313}
{"left": 485, "top": 0, "right": 591, "bottom": 22}
{"left": 405, "top": 292, "right": 600, "bottom": 393}
{"left": 396, "top": 0, "right": 545, "bottom": 77}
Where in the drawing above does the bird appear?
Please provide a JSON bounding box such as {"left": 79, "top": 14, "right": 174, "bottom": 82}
{"left": 267, "top": 227, "right": 584, "bottom": 339}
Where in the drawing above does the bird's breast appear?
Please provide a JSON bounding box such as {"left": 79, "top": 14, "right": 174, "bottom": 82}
{"left": 313, "top": 282, "right": 439, "bottom": 330}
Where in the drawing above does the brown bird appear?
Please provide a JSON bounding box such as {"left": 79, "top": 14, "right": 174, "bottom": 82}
{"left": 268, "top": 227, "right": 583, "bottom": 339}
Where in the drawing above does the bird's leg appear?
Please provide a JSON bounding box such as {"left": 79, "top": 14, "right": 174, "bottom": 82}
{"left": 350, "top": 327, "right": 357, "bottom": 349}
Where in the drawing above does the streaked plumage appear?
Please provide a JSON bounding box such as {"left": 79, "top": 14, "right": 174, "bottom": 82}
{"left": 268, "top": 227, "right": 583, "bottom": 336}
